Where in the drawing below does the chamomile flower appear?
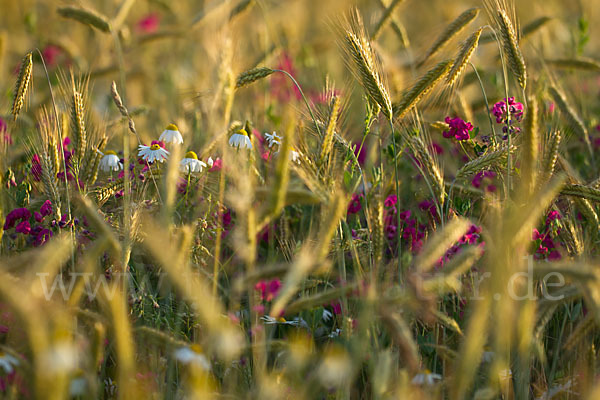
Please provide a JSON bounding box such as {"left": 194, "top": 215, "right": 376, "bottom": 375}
{"left": 138, "top": 140, "right": 169, "bottom": 163}
{"left": 159, "top": 123, "right": 183, "bottom": 144}
{"left": 260, "top": 315, "right": 309, "bottom": 329}
{"left": 69, "top": 371, "right": 87, "bottom": 396}
{"left": 180, "top": 151, "right": 207, "bottom": 173}
{"left": 290, "top": 148, "right": 301, "bottom": 164}
{"left": 0, "top": 351, "right": 19, "bottom": 374}
{"left": 98, "top": 150, "right": 123, "bottom": 172}
{"left": 228, "top": 129, "right": 252, "bottom": 150}
{"left": 174, "top": 344, "right": 211, "bottom": 371}
{"left": 264, "top": 131, "right": 282, "bottom": 149}
{"left": 411, "top": 370, "right": 442, "bottom": 386}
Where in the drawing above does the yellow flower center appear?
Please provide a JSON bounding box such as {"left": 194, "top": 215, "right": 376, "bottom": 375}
{"left": 150, "top": 144, "right": 161, "bottom": 151}
{"left": 104, "top": 150, "right": 117, "bottom": 156}
{"left": 166, "top": 123, "right": 178, "bottom": 131}
{"left": 277, "top": 317, "right": 286, "bottom": 323}
{"left": 236, "top": 128, "right": 249, "bottom": 137}
{"left": 185, "top": 151, "right": 198, "bottom": 159}
{"left": 190, "top": 344, "right": 203, "bottom": 354}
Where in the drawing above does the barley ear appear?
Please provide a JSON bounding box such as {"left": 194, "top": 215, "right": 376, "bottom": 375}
{"left": 319, "top": 96, "right": 341, "bottom": 167}
{"left": 343, "top": 11, "right": 393, "bottom": 120}
{"left": 447, "top": 28, "right": 482, "bottom": 87}
{"left": 57, "top": 6, "right": 111, "bottom": 33}
{"left": 497, "top": 9, "right": 527, "bottom": 90}
{"left": 520, "top": 95, "right": 539, "bottom": 195}
{"left": 235, "top": 67, "right": 274, "bottom": 89}
{"left": 11, "top": 52, "right": 33, "bottom": 121}
{"left": 540, "top": 131, "right": 561, "bottom": 185}
{"left": 372, "top": 0, "right": 406, "bottom": 40}
{"left": 548, "top": 86, "right": 592, "bottom": 158}
{"left": 110, "top": 81, "right": 137, "bottom": 135}
{"left": 70, "top": 89, "right": 87, "bottom": 163}
{"left": 419, "top": 8, "right": 479, "bottom": 66}
{"left": 394, "top": 60, "right": 452, "bottom": 119}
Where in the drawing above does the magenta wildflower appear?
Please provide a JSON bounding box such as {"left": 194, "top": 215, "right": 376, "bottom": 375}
{"left": 384, "top": 195, "right": 397, "bottom": 208}
{"left": 40, "top": 200, "right": 52, "bottom": 217}
{"left": 347, "top": 194, "right": 363, "bottom": 215}
{"left": 492, "top": 97, "right": 524, "bottom": 124}
{"left": 4, "top": 208, "right": 31, "bottom": 230}
{"left": 137, "top": 13, "right": 160, "bottom": 34}
{"left": 353, "top": 141, "right": 367, "bottom": 166}
{"left": 42, "top": 45, "right": 62, "bottom": 67}
{"left": 443, "top": 117, "right": 473, "bottom": 141}
{"left": 471, "top": 170, "right": 497, "bottom": 192}
{"left": 15, "top": 221, "right": 31, "bottom": 235}
{"left": 255, "top": 279, "right": 282, "bottom": 302}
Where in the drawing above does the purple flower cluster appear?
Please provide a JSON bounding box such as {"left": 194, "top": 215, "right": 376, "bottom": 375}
{"left": 3, "top": 208, "right": 31, "bottom": 230}
{"left": 347, "top": 194, "right": 363, "bottom": 215}
{"left": 383, "top": 195, "right": 426, "bottom": 253}
{"left": 532, "top": 211, "right": 562, "bottom": 261}
{"left": 443, "top": 117, "right": 473, "bottom": 141}
{"left": 471, "top": 170, "right": 497, "bottom": 192}
{"left": 492, "top": 97, "right": 524, "bottom": 124}
{"left": 3, "top": 201, "right": 56, "bottom": 246}
{"left": 492, "top": 97, "right": 524, "bottom": 139}
{"left": 436, "top": 225, "right": 484, "bottom": 268}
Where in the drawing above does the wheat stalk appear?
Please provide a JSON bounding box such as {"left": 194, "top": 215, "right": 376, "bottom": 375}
{"left": 86, "top": 137, "right": 106, "bottom": 186}
{"left": 372, "top": 0, "right": 406, "bottom": 40}
{"left": 11, "top": 52, "right": 33, "bottom": 121}
{"left": 394, "top": 60, "right": 452, "bottom": 119}
{"left": 235, "top": 67, "right": 274, "bottom": 89}
{"left": 57, "top": 6, "right": 111, "bottom": 33}
{"left": 343, "top": 12, "right": 393, "bottom": 120}
{"left": 548, "top": 86, "right": 592, "bottom": 157}
{"left": 374, "top": 0, "right": 410, "bottom": 47}
{"left": 540, "top": 131, "right": 562, "bottom": 184}
{"left": 520, "top": 95, "right": 539, "bottom": 195}
{"left": 561, "top": 184, "right": 600, "bottom": 203}
{"left": 419, "top": 8, "right": 479, "bottom": 66}
{"left": 319, "top": 96, "right": 341, "bottom": 167}
{"left": 70, "top": 89, "right": 87, "bottom": 163}
{"left": 546, "top": 58, "right": 600, "bottom": 71}
{"left": 447, "top": 28, "right": 482, "bottom": 86}
{"left": 456, "top": 146, "right": 514, "bottom": 179}
{"left": 497, "top": 9, "right": 527, "bottom": 90}
{"left": 407, "top": 135, "right": 445, "bottom": 204}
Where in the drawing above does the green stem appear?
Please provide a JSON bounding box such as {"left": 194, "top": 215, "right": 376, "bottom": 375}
{"left": 272, "top": 69, "right": 321, "bottom": 136}
{"left": 388, "top": 118, "right": 402, "bottom": 279}
{"left": 34, "top": 48, "right": 75, "bottom": 267}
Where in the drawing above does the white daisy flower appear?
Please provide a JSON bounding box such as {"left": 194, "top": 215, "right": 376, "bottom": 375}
{"left": 228, "top": 129, "right": 252, "bottom": 150}
{"left": 290, "top": 149, "right": 301, "bottom": 164}
{"left": 159, "top": 123, "right": 183, "bottom": 145}
{"left": 328, "top": 328, "right": 342, "bottom": 338}
{"left": 174, "top": 345, "right": 211, "bottom": 371}
{"left": 264, "top": 131, "right": 282, "bottom": 149}
{"left": 138, "top": 141, "right": 169, "bottom": 163}
{"left": 411, "top": 370, "right": 442, "bottom": 386}
{"left": 322, "top": 309, "right": 333, "bottom": 322}
{"left": 69, "top": 372, "right": 87, "bottom": 396}
{"left": 98, "top": 150, "right": 123, "bottom": 172}
{"left": 180, "top": 151, "right": 207, "bottom": 173}
{"left": 104, "top": 377, "right": 117, "bottom": 396}
{"left": 260, "top": 315, "right": 309, "bottom": 329}
{"left": 0, "top": 351, "right": 19, "bottom": 374}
